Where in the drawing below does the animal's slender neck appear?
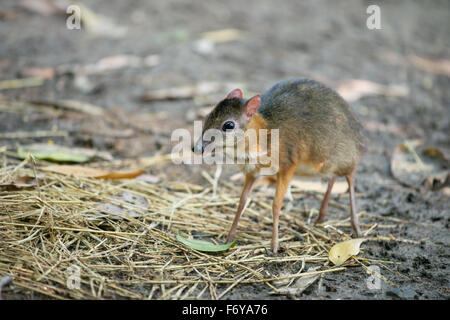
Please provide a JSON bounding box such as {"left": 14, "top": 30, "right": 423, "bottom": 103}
{"left": 244, "top": 113, "right": 272, "bottom": 157}
{"left": 245, "top": 113, "right": 268, "bottom": 132}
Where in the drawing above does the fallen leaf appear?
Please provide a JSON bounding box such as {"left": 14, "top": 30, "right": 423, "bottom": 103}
{"left": 408, "top": 56, "right": 450, "bottom": 76}
{"left": 0, "top": 176, "right": 38, "bottom": 191}
{"left": 140, "top": 82, "right": 222, "bottom": 101}
{"left": 135, "top": 174, "right": 161, "bottom": 184}
{"left": 56, "top": 54, "right": 159, "bottom": 77}
{"left": 41, "top": 165, "right": 145, "bottom": 179}
{"left": 41, "top": 165, "right": 107, "bottom": 177}
{"left": 34, "top": 100, "right": 104, "bottom": 116}
{"left": 391, "top": 140, "right": 449, "bottom": 189}
{"left": 422, "top": 146, "right": 446, "bottom": 159}
{"left": 76, "top": 2, "right": 127, "bottom": 38}
{"left": 140, "top": 82, "right": 243, "bottom": 102}
{"left": 19, "top": 67, "right": 55, "bottom": 80}
{"left": 423, "top": 171, "right": 450, "bottom": 190}
{"left": 96, "top": 191, "right": 149, "bottom": 220}
{"left": 0, "top": 77, "right": 44, "bottom": 90}
{"left": 19, "top": 0, "right": 66, "bottom": 16}
{"left": 201, "top": 29, "right": 242, "bottom": 43}
{"left": 274, "top": 267, "right": 320, "bottom": 296}
{"left": 18, "top": 146, "right": 90, "bottom": 163}
{"left": 329, "top": 238, "right": 366, "bottom": 266}
{"left": 18, "top": 144, "right": 113, "bottom": 162}
{"left": 176, "top": 233, "right": 236, "bottom": 252}
{"left": 98, "top": 170, "right": 146, "bottom": 180}
{"left": 383, "top": 52, "right": 450, "bottom": 77}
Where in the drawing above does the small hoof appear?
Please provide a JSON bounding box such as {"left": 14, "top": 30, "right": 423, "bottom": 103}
{"left": 352, "top": 229, "right": 363, "bottom": 238}
{"left": 314, "top": 212, "right": 326, "bottom": 225}
{"left": 265, "top": 248, "right": 280, "bottom": 257}
{"left": 314, "top": 218, "right": 324, "bottom": 225}
{"left": 226, "top": 233, "right": 236, "bottom": 244}
{"left": 265, "top": 246, "right": 283, "bottom": 256}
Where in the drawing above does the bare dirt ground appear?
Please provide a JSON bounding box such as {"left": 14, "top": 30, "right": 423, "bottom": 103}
{"left": 0, "top": 0, "right": 449, "bottom": 299}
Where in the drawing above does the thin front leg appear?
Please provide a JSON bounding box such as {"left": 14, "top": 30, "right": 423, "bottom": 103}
{"left": 346, "top": 173, "right": 362, "bottom": 237}
{"left": 226, "top": 174, "right": 257, "bottom": 243}
{"left": 314, "top": 176, "right": 336, "bottom": 224}
{"left": 271, "top": 167, "right": 296, "bottom": 253}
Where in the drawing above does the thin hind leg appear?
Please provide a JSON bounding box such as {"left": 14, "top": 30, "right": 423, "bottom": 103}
{"left": 271, "top": 166, "right": 296, "bottom": 253}
{"left": 314, "top": 176, "right": 336, "bottom": 224}
{"left": 226, "top": 174, "right": 257, "bottom": 243}
{"left": 346, "top": 172, "right": 362, "bottom": 237}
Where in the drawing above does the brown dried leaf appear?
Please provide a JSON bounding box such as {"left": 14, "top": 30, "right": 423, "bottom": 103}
{"left": 41, "top": 165, "right": 145, "bottom": 179}
{"left": 19, "top": 0, "right": 66, "bottom": 16}
{"left": 97, "top": 170, "right": 146, "bottom": 180}
{"left": 409, "top": 56, "right": 450, "bottom": 76}
{"left": 140, "top": 82, "right": 242, "bottom": 102}
{"left": 19, "top": 67, "right": 55, "bottom": 80}
{"left": 0, "top": 176, "right": 38, "bottom": 190}
{"left": 96, "top": 191, "right": 149, "bottom": 220}
{"left": 17, "top": 144, "right": 112, "bottom": 163}
{"left": 391, "top": 140, "right": 449, "bottom": 189}
{"left": 274, "top": 267, "right": 320, "bottom": 296}
{"left": 135, "top": 174, "right": 161, "bottom": 184}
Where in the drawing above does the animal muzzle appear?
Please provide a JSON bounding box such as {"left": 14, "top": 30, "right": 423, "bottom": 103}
{"left": 192, "top": 138, "right": 207, "bottom": 154}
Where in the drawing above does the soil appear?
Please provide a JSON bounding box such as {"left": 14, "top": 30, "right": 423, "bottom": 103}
{"left": 0, "top": 0, "right": 449, "bottom": 299}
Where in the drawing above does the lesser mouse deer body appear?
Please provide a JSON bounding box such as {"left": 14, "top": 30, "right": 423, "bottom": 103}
{"left": 194, "top": 78, "right": 367, "bottom": 253}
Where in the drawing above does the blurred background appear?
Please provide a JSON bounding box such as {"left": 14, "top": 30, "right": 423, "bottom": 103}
{"left": 1, "top": 0, "right": 448, "bottom": 161}
{"left": 0, "top": 0, "right": 449, "bottom": 299}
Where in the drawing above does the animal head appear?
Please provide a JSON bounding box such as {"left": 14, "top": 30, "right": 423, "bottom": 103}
{"left": 192, "top": 88, "right": 261, "bottom": 154}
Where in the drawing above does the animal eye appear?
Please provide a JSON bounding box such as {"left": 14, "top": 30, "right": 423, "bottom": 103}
{"left": 222, "top": 121, "right": 235, "bottom": 131}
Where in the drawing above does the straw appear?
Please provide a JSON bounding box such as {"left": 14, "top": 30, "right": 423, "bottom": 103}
{"left": 0, "top": 156, "right": 408, "bottom": 299}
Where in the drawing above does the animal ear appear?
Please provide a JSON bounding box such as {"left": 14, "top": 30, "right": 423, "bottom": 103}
{"left": 244, "top": 95, "right": 261, "bottom": 118}
{"left": 226, "top": 88, "right": 243, "bottom": 99}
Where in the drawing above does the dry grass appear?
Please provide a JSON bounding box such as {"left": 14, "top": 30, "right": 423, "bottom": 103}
{"left": 0, "top": 155, "right": 412, "bottom": 300}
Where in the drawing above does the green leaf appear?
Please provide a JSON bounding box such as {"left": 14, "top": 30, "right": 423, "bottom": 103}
{"left": 176, "top": 233, "right": 236, "bottom": 252}
{"left": 17, "top": 146, "right": 90, "bottom": 163}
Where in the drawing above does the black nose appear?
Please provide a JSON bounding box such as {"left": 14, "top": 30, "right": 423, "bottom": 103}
{"left": 191, "top": 145, "right": 205, "bottom": 154}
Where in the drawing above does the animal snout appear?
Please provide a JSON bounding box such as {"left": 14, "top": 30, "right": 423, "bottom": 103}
{"left": 192, "top": 139, "right": 205, "bottom": 154}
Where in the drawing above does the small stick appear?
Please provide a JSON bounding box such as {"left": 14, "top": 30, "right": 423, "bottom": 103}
{"left": 0, "top": 77, "right": 44, "bottom": 90}
{"left": 0, "top": 130, "right": 68, "bottom": 139}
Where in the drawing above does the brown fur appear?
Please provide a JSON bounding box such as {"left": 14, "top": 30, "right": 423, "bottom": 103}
{"left": 199, "top": 78, "right": 368, "bottom": 253}
{"left": 257, "top": 78, "right": 367, "bottom": 178}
